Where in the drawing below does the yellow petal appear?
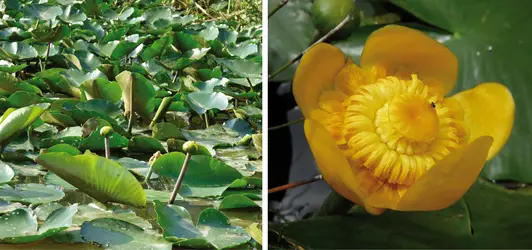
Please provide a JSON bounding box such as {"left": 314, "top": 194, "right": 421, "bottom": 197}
{"left": 304, "top": 119, "right": 363, "bottom": 204}
{"left": 360, "top": 25, "right": 458, "bottom": 95}
{"left": 449, "top": 83, "right": 515, "bottom": 160}
{"left": 293, "top": 43, "right": 346, "bottom": 118}
{"left": 396, "top": 136, "right": 493, "bottom": 211}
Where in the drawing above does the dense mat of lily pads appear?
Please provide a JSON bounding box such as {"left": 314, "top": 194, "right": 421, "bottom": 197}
{"left": 0, "top": 0, "right": 262, "bottom": 249}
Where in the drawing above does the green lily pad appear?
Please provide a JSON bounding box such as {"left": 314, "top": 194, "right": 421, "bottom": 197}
{"left": 0, "top": 161, "right": 15, "bottom": 183}
{"left": 24, "top": 3, "right": 63, "bottom": 20}
{"left": 116, "top": 71, "right": 156, "bottom": 122}
{"left": 34, "top": 202, "right": 64, "bottom": 221}
{"left": 79, "top": 125, "right": 128, "bottom": 151}
{"left": 80, "top": 218, "right": 172, "bottom": 250}
{"left": 389, "top": 0, "right": 532, "bottom": 183}
{"left": 7, "top": 91, "right": 43, "bottom": 108}
{"left": 181, "top": 124, "right": 242, "bottom": 148}
{"left": 214, "top": 58, "right": 262, "bottom": 78}
{"left": 217, "top": 194, "right": 261, "bottom": 209}
{"left": 152, "top": 122, "right": 186, "bottom": 141}
{"left": 81, "top": 78, "right": 122, "bottom": 104}
{"left": 35, "top": 152, "right": 146, "bottom": 207}
{"left": 0, "top": 72, "right": 41, "bottom": 94}
{"left": 272, "top": 179, "right": 532, "bottom": 248}
{"left": 46, "top": 144, "right": 82, "bottom": 155}
{"left": 44, "top": 172, "right": 77, "bottom": 191}
{"left": 128, "top": 136, "right": 166, "bottom": 153}
{"left": 152, "top": 152, "right": 243, "bottom": 197}
{"left": 0, "top": 200, "right": 24, "bottom": 214}
{"left": 73, "top": 203, "right": 151, "bottom": 230}
{"left": 0, "top": 184, "right": 65, "bottom": 205}
{"left": 154, "top": 201, "right": 251, "bottom": 249}
{"left": 76, "top": 99, "right": 122, "bottom": 117}
{"left": 186, "top": 92, "right": 229, "bottom": 115}
{"left": 31, "top": 25, "right": 71, "bottom": 43}
{"left": 59, "top": 5, "right": 87, "bottom": 23}
{"left": 0, "top": 41, "right": 38, "bottom": 60}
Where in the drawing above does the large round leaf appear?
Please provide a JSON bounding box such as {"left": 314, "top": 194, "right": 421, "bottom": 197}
{"left": 80, "top": 218, "right": 171, "bottom": 250}
{"left": 389, "top": 0, "right": 531, "bottom": 182}
{"left": 35, "top": 152, "right": 146, "bottom": 207}
{"left": 151, "top": 152, "right": 243, "bottom": 197}
{"left": 0, "top": 184, "right": 65, "bottom": 205}
{"left": 0, "top": 41, "right": 38, "bottom": 60}
{"left": 23, "top": 3, "right": 63, "bottom": 20}
{"left": 0, "top": 204, "right": 79, "bottom": 244}
{"left": 154, "top": 201, "right": 251, "bottom": 249}
{"left": 272, "top": 179, "right": 532, "bottom": 248}
{"left": 185, "top": 92, "right": 229, "bottom": 115}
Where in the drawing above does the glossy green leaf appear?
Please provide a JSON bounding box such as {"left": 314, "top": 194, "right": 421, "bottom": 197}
{"left": 35, "top": 152, "right": 146, "bottom": 207}
{"left": 80, "top": 218, "right": 171, "bottom": 250}
{"left": 268, "top": 0, "right": 316, "bottom": 81}
{"left": 152, "top": 122, "right": 185, "bottom": 141}
{"left": 0, "top": 161, "right": 15, "bottom": 183}
{"left": 46, "top": 144, "right": 81, "bottom": 155}
{"left": 272, "top": 179, "right": 532, "bottom": 248}
{"left": 79, "top": 125, "right": 128, "bottom": 150}
{"left": 81, "top": 78, "right": 122, "bottom": 104}
{"left": 389, "top": 0, "right": 531, "bottom": 182}
{"left": 214, "top": 58, "right": 261, "bottom": 78}
{"left": 0, "top": 41, "right": 38, "bottom": 60}
{"left": 0, "top": 105, "right": 46, "bottom": 148}
{"left": 116, "top": 71, "right": 156, "bottom": 121}
{"left": 186, "top": 92, "right": 229, "bottom": 115}
{"left": 152, "top": 152, "right": 243, "bottom": 197}
{"left": 0, "top": 184, "right": 65, "bottom": 205}
{"left": 31, "top": 25, "right": 71, "bottom": 43}
{"left": 24, "top": 4, "right": 63, "bottom": 20}
{"left": 128, "top": 136, "right": 166, "bottom": 153}
{"left": 217, "top": 194, "right": 261, "bottom": 209}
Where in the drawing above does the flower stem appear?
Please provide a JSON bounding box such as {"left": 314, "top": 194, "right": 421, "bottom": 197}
{"left": 104, "top": 137, "right": 110, "bottom": 159}
{"left": 268, "top": 175, "right": 323, "bottom": 194}
{"left": 204, "top": 113, "right": 209, "bottom": 128}
{"left": 127, "top": 114, "right": 133, "bottom": 135}
{"left": 314, "top": 191, "right": 354, "bottom": 217}
{"left": 268, "top": 0, "right": 289, "bottom": 18}
{"left": 168, "top": 153, "right": 191, "bottom": 204}
{"left": 150, "top": 96, "right": 172, "bottom": 128}
{"left": 268, "top": 117, "right": 304, "bottom": 131}
{"left": 268, "top": 14, "right": 353, "bottom": 80}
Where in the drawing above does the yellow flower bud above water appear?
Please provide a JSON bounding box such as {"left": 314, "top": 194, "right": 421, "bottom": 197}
{"left": 293, "top": 25, "right": 515, "bottom": 215}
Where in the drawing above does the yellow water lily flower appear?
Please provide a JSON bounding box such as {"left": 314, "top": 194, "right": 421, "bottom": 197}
{"left": 293, "top": 25, "right": 515, "bottom": 215}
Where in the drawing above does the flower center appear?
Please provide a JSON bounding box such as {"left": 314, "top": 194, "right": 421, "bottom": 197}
{"left": 341, "top": 75, "right": 466, "bottom": 186}
{"left": 388, "top": 95, "right": 439, "bottom": 142}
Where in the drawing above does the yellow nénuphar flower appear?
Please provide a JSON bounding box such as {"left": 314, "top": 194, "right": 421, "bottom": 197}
{"left": 293, "top": 25, "right": 515, "bottom": 215}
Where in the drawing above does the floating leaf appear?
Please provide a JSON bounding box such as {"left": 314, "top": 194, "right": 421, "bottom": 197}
{"left": 80, "top": 218, "right": 172, "bottom": 250}
{"left": 0, "top": 184, "right": 65, "bottom": 205}
{"left": 128, "top": 136, "right": 166, "bottom": 153}
{"left": 152, "top": 152, "right": 242, "bottom": 197}
{"left": 0, "top": 204, "right": 79, "bottom": 244}
{"left": 186, "top": 92, "right": 229, "bottom": 115}
{"left": 0, "top": 161, "right": 14, "bottom": 183}
{"left": 24, "top": 4, "right": 63, "bottom": 20}
{"left": 217, "top": 194, "right": 261, "bottom": 209}
{"left": 0, "top": 41, "right": 38, "bottom": 60}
